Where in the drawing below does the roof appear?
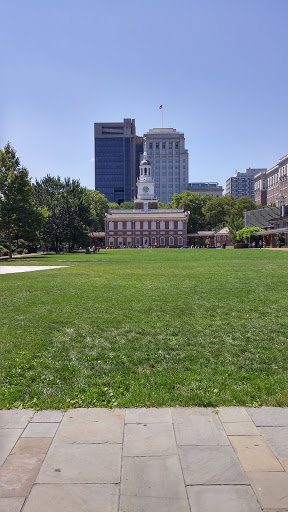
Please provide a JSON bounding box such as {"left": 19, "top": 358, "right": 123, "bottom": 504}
{"left": 255, "top": 228, "right": 288, "bottom": 235}
{"left": 105, "top": 212, "right": 188, "bottom": 221}
{"left": 188, "top": 231, "right": 216, "bottom": 237}
{"left": 140, "top": 158, "right": 151, "bottom": 166}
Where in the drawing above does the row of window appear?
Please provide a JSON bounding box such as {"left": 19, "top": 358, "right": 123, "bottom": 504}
{"left": 108, "top": 220, "right": 183, "bottom": 230}
{"left": 109, "top": 237, "right": 183, "bottom": 247}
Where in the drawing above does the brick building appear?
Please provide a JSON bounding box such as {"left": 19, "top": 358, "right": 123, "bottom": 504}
{"left": 104, "top": 141, "right": 189, "bottom": 248}
{"left": 254, "top": 154, "right": 288, "bottom": 207}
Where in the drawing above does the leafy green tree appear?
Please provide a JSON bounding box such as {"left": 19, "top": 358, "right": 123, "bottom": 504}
{"left": 237, "top": 226, "right": 263, "bottom": 242}
{"left": 169, "top": 191, "right": 211, "bottom": 232}
{"left": 35, "top": 176, "right": 91, "bottom": 248}
{"left": 108, "top": 202, "right": 120, "bottom": 210}
{"left": 119, "top": 201, "right": 134, "bottom": 209}
{"left": 86, "top": 189, "right": 108, "bottom": 231}
{"left": 0, "top": 143, "right": 46, "bottom": 258}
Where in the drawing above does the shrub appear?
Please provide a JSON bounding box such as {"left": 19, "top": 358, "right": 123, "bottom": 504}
{"left": 0, "top": 246, "right": 9, "bottom": 256}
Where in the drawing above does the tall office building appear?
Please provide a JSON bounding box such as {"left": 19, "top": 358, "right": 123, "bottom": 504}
{"left": 94, "top": 119, "right": 142, "bottom": 203}
{"left": 226, "top": 168, "right": 266, "bottom": 201}
{"left": 142, "top": 128, "right": 189, "bottom": 203}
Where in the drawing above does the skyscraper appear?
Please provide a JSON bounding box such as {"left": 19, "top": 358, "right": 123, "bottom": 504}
{"left": 142, "top": 128, "right": 189, "bottom": 203}
{"left": 94, "top": 119, "right": 142, "bottom": 203}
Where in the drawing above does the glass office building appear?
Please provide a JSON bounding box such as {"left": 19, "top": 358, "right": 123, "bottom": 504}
{"left": 94, "top": 119, "right": 142, "bottom": 204}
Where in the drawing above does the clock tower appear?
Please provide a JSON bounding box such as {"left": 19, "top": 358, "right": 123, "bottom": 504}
{"left": 135, "top": 138, "right": 158, "bottom": 209}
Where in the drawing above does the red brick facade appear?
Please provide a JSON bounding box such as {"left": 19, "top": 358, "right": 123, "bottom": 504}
{"left": 105, "top": 212, "right": 188, "bottom": 248}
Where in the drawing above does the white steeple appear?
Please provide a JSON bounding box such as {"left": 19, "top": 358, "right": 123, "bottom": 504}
{"left": 136, "top": 137, "right": 155, "bottom": 200}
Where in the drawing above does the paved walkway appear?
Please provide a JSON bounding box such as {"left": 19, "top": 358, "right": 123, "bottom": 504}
{"left": 0, "top": 407, "right": 288, "bottom": 511}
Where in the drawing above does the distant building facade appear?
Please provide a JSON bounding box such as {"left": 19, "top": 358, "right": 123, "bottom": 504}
{"left": 143, "top": 128, "right": 189, "bottom": 203}
{"left": 226, "top": 168, "right": 266, "bottom": 201}
{"left": 94, "top": 118, "right": 142, "bottom": 204}
{"left": 187, "top": 182, "right": 223, "bottom": 197}
{"left": 104, "top": 141, "right": 189, "bottom": 248}
{"left": 254, "top": 154, "right": 288, "bottom": 207}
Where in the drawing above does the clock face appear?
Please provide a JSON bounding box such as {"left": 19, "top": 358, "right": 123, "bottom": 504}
{"left": 143, "top": 186, "right": 149, "bottom": 193}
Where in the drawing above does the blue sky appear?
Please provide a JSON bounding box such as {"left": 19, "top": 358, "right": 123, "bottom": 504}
{"left": 1, "top": 0, "right": 288, "bottom": 191}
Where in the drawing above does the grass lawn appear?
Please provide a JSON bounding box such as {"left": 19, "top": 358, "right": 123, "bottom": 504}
{"left": 1, "top": 248, "right": 288, "bottom": 409}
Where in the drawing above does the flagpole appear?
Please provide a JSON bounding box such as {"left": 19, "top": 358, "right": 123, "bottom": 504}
{"left": 162, "top": 107, "right": 163, "bottom": 128}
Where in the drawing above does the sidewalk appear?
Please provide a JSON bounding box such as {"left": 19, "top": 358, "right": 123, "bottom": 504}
{"left": 1, "top": 407, "right": 288, "bottom": 511}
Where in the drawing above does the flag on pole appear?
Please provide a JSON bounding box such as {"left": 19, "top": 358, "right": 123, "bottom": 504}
{"left": 158, "top": 105, "right": 162, "bottom": 110}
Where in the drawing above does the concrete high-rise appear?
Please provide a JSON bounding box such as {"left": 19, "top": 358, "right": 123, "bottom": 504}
{"left": 226, "top": 168, "right": 266, "bottom": 201}
{"left": 94, "top": 119, "right": 142, "bottom": 204}
{"left": 142, "top": 128, "right": 189, "bottom": 203}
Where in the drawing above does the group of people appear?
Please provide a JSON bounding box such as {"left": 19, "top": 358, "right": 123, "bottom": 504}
{"left": 249, "top": 240, "right": 266, "bottom": 248}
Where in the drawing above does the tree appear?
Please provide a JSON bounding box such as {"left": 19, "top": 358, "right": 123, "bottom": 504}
{"left": 86, "top": 189, "right": 109, "bottom": 232}
{"left": 35, "top": 176, "right": 92, "bottom": 248}
{"left": 119, "top": 201, "right": 134, "bottom": 209}
{"left": 0, "top": 143, "right": 46, "bottom": 258}
{"left": 169, "top": 191, "right": 211, "bottom": 232}
{"left": 237, "top": 226, "right": 263, "bottom": 243}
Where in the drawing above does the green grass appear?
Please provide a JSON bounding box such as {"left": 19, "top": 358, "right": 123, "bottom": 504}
{"left": 1, "top": 248, "right": 288, "bottom": 409}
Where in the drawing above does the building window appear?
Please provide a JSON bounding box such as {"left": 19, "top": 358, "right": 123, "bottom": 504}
{"left": 178, "top": 237, "right": 183, "bottom": 246}
{"left": 118, "top": 238, "right": 123, "bottom": 247}
{"left": 151, "top": 221, "right": 156, "bottom": 229}
{"left": 160, "top": 221, "right": 165, "bottom": 229}
{"left": 178, "top": 221, "right": 183, "bottom": 229}
{"left": 135, "top": 237, "right": 140, "bottom": 246}
{"left": 169, "top": 142, "right": 172, "bottom": 150}
{"left": 127, "top": 221, "right": 131, "bottom": 230}
{"left": 127, "top": 238, "right": 132, "bottom": 247}
{"left": 151, "top": 237, "right": 156, "bottom": 246}
{"left": 118, "top": 221, "right": 123, "bottom": 230}
{"left": 149, "top": 143, "right": 153, "bottom": 150}
{"left": 169, "top": 221, "right": 174, "bottom": 229}
{"left": 109, "top": 222, "right": 114, "bottom": 230}
{"left": 135, "top": 221, "right": 140, "bottom": 229}
{"left": 109, "top": 238, "right": 114, "bottom": 247}
{"left": 160, "top": 237, "right": 165, "bottom": 246}
{"left": 169, "top": 237, "right": 174, "bottom": 246}
{"left": 143, "top": 221, "right": 148, "bottom": 229}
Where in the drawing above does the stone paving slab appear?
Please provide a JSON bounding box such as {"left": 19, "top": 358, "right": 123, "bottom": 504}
{"left": 55, "top": 407, "right": 124, "bottom": 444}
{"left": 36, "top": 443, "right": 122, "bottom": 483}
{"left": 174, "top": 414, "right": 229, "bottom": 445}
{"left": 23, "top": 484, "right": 119, "bottom": 512}
{"left": 248, "top": 407, "right": 288, "bottom": 426}
{"left": 222, "top": 421, "right": 259, "bottom": 436}
{"left": 31, "top": 411, "right": 63, "bottom": 423}
{"left": 1, "top": 407, "right": 288, "bottom": 510}
{"left": 22, "top": 422, "right": 59, "bottom": 438}
{"left": 280, "top": 458, "right": 288, "bottom": 471}
{"left": 248, "top": 471, "right": 288, "bottom": 509}
{"left": 178, "top": 445, "right": 248, "bottom": 485}
{"left": 123, "top": 422, "right": 177, "bottom": 456}
{"left": 119, "top": 495, "right": 190, "bottom": 512}
{"left": 0, "top": 430, "right": 23, "bottom": 466}
{"left": 125, "top": 407, "right": 172, "bottom": 423}
{"left": 229, "top": 435, "right": 284, "bottom": 472}
{"left": 218, "top": 406, "right": 252, "bottom": 423}
{"left": 0, "top": 497, "right": 25, "bottom": 512}
{"left": 171, "top": 407, "right": 214, "bottom": 422}
{"left": 258, "top": 426, "right": 288, "bottom": 458}
{"left": 0, "top": 410, "right": 33, "bottom": 429}
{"left": 186, "top": 485, "right": 262, "bottom": 512}
{"left": 0, "top": 453, "right": 46, "bottom": 497}
{"left": 121, "top": 455, "right": 187, "bottom": 499}
{"left": 11, "top": 438, "right": 52, "bottom": 456}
